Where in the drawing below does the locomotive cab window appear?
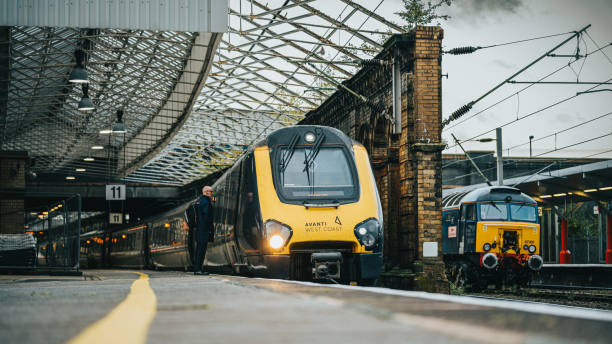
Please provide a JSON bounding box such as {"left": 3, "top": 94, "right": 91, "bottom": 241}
{"left": 480, "top": 203, "right": 508, "bottom": 220}
{"left": 509, "top": 203, "right": 537, "bottom": 222}
{"left": 274, "top": 146, "right": 359, "bottom": 204}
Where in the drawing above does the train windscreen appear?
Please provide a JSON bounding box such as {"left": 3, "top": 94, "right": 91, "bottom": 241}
{"left": 480, "top": 203, "right": 508, "bottom": 220}
{"left": 509, "top": 204, "right": 537, "bottom": 222}
{"left": 276, "top": 146, "right": 358, "bottom": 203}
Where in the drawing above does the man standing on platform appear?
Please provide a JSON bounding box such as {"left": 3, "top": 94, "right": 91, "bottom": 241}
{"left": 194, "top": 186, "right": 214, "bottom": 275}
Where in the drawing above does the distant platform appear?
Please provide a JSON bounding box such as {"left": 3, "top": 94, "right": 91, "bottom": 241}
{"left": 544, "top": 264, "right": 612, "bottom": 268}
{"left": 535, "top": 264, "right": 612, "bottom": 288}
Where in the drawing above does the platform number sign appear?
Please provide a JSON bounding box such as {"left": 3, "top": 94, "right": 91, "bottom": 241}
{"left": 106, "top": 184, "right": 126, "bottom": 200}
{"left": 109, "top": 213, "right": 123, "bottom": 224}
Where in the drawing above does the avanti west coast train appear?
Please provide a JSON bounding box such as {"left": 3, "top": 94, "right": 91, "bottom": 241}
{"left": 79, "top": 125, "right": 384, "bottom": 284}
{"left": 442, "top": 186, "right": 543, "bottom": 289}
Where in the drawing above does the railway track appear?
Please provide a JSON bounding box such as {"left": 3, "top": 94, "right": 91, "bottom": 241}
{"left": 468, "top": 285, "right": 612, "bottom": 310}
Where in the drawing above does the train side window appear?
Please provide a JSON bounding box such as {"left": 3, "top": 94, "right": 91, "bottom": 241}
{"left": 464, "top": 204, "right": 476, "bottom": 221}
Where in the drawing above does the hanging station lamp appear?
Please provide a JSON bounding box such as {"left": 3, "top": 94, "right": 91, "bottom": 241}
{"left": 112, "top": 110, "right": 126, "bottom": 133}
{"left": 69, "top": 49, "right": 88, "bottom": 83}
{"left": 78, "top": 83, "right": 95, "bottom": 111}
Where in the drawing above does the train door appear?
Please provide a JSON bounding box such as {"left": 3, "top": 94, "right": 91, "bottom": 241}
{"left": 236, "top": 153, "right": 262, "bottom": 265}
{"left": 459, "top": 203, "right": 477, "bottom": 253}
{"left": 442, "top": 210, "right": 459, "bottom": 254}
{"left": 223, "top": 167, "right": 245, "bottom": 271}
{"left": 463, "top": 203, "right": 477, "bottom": 252}
{"left": 184, "top": 203, "right": 197, "bottom": 267}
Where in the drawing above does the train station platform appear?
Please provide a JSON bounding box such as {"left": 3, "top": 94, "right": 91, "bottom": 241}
{"left": 533, "top": 264, "right": 612, "bottom": 288}
{"left": 1, "top": 271, "right": 611, "bottom": 344}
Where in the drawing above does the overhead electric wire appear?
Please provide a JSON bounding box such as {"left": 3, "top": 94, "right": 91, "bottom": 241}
{"left": 480, "top": 31, "right": 575, "bottom": 49}
{"left": 444, "top": 146, "right": 612, "bottom": 185}
{"left": 444, "top": 31, "right": 574, "bottom": 55}
{"left": 533, "top": 132, "right": 612, "bottom": 157}
{"left": 443, "top": 159, "right": 517, "bottom": 184}
{"left": 583, "top": 148, "right": 612, "bottom": 158}
{"left": 443, "top": 43, "right": 611, "bottom": 132}
{"left": 442, "top": 25, "right": 591, "bottom": 128}
{"left": 585, "top": 31, "right": 612, "bottom": 66}
{"left": 442, "top": 151, "right": 495, "bottom": 168}
{"left": 446, "top": 77, "right": 612, "bottom": 151}
{"left": 443, "top": 111, "right": 611, "bottom": 170}
{"left": 504, "top": 111, "right": 612, "bottom": 152}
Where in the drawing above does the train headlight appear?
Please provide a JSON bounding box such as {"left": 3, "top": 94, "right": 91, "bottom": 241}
{"left": 353, "top": 218, "right": 382, "bottom": 251}
{"left": 528, "top": 245, "right": 537, "bottom": 253}
{"left": 269, "top": 235, "right": 284, "bottom": 249}
{"left": 483, "top": 243, "right": 491, "bottom": 251}
{"left": 304, "top": 132, "right": 316, "bottom": 143}
{"left": 264, "top": 220, "right": 292, "bottom": 250}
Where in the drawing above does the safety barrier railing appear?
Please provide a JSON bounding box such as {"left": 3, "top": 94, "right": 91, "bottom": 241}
{"left": 0, "top": 193, "right": 81, "bottom": 273}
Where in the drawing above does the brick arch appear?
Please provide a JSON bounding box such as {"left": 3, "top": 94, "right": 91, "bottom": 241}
{"left": 373, "top": 115, "right": 390, "bottom": 147}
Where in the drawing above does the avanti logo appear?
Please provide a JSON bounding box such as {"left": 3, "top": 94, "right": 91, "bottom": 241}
{"left": 334, "top": 216, "right": 342, "bottom": 225}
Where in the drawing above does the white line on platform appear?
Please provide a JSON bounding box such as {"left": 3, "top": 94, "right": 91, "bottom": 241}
{"left": 265, "top": 279, "right": 612, "bottom": 323}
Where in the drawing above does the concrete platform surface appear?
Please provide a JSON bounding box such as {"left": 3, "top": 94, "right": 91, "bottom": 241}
{"left": 0, "top": 270, "right": 610, "bottom": 344}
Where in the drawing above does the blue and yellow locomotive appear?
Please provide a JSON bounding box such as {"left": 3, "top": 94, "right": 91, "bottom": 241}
{"left": 442, "top": 186, "right": 543, "bottom": 289}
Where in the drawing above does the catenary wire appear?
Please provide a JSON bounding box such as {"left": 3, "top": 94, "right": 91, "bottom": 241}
{"left": 443, "top": 111, "right": 611, "bottom": 169}
{"left": 446, "top": 77, "right": 612, "bottom": 151}
{"left": 534, "top": 132, "right": 612, "bottom": 157}
{"left": 479, "top": 31, "right": 575, "bottom": 49}
{"left": 585, "top": 31, "right": 612, "bottom": 65}
{"left": 504, "top": 111, "right": 612, "bottom": 152}
{"left": 443, "top": 43, "right": 611, "bottom": 132}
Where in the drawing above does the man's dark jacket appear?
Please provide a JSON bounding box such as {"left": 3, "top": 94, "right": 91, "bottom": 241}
{"left": 197, "top": 195, "right": 214, "bottom": 242}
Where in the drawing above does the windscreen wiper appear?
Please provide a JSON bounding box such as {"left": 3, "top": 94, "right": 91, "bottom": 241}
{"left": 280, "top": 134, "right": 299, "bottom": 173}
{"left": 490, "top": 201, "right": 501, "bottom": 211}
{"left": 513, "top": 202, "right": 525, "bottom": 214}
{"left": 303, "top": 149, "right": 312, "bottom": 187}
{"left": 303, "top": 133, "right": 325, "bottom": 173}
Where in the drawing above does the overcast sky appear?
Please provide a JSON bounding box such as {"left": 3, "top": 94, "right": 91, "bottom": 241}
{"left": 383, "top": 0, "right": 612, "bottom": 159}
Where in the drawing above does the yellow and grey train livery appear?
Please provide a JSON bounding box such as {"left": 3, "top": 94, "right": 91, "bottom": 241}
{"left": 442, "top": 186, "right": 543, "bottom": 289}
{"left": 203, "top": 125, "right": 384, "bottom": 283}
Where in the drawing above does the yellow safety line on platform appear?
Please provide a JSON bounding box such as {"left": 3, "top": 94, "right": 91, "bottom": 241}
{"left": 66, "top": 272, "right": 157, "bottom": 344}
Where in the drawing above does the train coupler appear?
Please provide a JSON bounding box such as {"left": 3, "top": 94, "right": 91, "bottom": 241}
{"left": 311, "top": 252, "right": 342, "bottom": 280}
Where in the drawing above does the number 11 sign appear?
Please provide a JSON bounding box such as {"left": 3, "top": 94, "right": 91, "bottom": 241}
{"left": 105, "top": 184, "right": 126, "bottom": 200}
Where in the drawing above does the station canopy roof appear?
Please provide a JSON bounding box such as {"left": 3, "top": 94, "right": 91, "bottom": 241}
{"left": 1, "top": 0, "right": 407, "bottom": 186}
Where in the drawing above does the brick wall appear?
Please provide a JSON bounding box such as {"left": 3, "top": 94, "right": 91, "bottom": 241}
{"left": 0, "top": 152, "right": 28, "bottom": 234}
{"left": 301, "top": 27, "right": 448, "bottom": 292}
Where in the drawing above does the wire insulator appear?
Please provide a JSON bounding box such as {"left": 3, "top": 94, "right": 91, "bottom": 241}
{"left": 446, "top": 46, "right": 480, "bottom": 55}
{"left": 442, "top": 101, "right": 474, "bottom": 128}
{"left": 357, "top": 59, "right": 390, "bottom": 66}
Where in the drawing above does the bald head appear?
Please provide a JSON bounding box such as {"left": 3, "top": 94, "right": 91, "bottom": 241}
{"left": 202, "top": 186, "right": 213, "bottom": 196}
